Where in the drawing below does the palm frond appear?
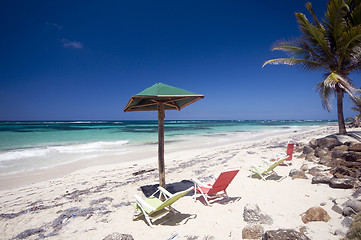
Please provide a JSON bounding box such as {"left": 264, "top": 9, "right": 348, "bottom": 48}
{"left": 347, "top": 0, "right": 361, "bottom": 25}
{"left": 295, "top": 13, "right": 333, "bottom": 60}
{"left": 306, "top": 2, "right": 322, "bottom": 27}
{"left": 338, "top": 26, "right": 361, "bottom": 65}
{"left": 262, "top": 58, "right": 323, "bottom": 70}
{"left": 315, "top": 81, "right": 334, "bottom": 112}
{"left": 325, "top": 0, "right": 349, "bottom": 42}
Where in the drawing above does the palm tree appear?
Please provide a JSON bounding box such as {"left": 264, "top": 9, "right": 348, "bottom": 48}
{"left": 263, "top": 0, "right": 361, "bottom": 135}
{"left": 346, "top": 95, "right": 361, "bottom": 127}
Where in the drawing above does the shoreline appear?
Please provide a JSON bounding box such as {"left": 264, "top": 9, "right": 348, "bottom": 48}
{"left": 1, "top": 124, "right": 355, "bottom": 240}
{"left": 0, "top": 124, "right": 332, "bottom": 191}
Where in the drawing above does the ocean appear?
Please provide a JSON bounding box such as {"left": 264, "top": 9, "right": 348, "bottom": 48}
{"left": 0, "top": 120, "right": 335, "bottom": 177}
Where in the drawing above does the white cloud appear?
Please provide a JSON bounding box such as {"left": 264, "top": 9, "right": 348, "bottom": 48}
{"left": 46, "top": 22, "right": 63, "bottom": 29}
{"left": 61, "top": 39, "right": 84, "bottom": 49}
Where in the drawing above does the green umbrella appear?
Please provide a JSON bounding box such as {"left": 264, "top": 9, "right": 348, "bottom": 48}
{"left": 124, "top": 82, "right": 204, "bottom": 188}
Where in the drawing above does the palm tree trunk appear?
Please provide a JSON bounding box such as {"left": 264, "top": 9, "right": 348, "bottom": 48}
{"left": 336, "top": 86, "right": 347, "bottom": 135}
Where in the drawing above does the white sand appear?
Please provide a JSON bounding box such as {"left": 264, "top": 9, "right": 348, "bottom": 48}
{"left": 0, "top": 125, "right": 355, "bottom": 239}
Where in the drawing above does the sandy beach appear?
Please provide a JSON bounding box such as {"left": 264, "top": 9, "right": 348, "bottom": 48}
{"left": 0, "top": 124, "right": 357, "bottom": 240}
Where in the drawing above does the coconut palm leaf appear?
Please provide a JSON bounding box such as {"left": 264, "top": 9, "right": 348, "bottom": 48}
{"left": 263, "top": 0, "right": 361, "bottom": 135}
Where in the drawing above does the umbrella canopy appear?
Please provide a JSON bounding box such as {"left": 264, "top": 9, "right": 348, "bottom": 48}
{"left": 124, "top": 82, "right": 204, "bottom": 112}
{"left": 124, "top": 82, "right": 204, "bottom": 189}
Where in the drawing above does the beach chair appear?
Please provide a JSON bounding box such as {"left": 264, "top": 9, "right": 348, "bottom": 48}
{"left": 192, "top": 166, "right": 240, "bottom": 205}
{"left": 271, "top": 143, "right": 294, "bottom": 166}
{"left": 133, "top": 186, "right": 192, "bottom": 227}
{"left": 249, "top": 158, "right": 287, "bottom": 181}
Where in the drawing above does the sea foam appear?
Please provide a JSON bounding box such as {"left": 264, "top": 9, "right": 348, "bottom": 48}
{"left": 0, "top": 140, "right": 129, "bottom": 162}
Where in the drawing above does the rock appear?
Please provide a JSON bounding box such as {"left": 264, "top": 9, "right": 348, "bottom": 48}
{"left": 330, "top": 177, "right": 355, "bottom": 189}
{"left": 103, "top": 233, "right": 134, "bottom": 240}
{"left": 300, "top": 164, "right": 309, "bottom": 171}
{"left": 318, "top": 155, "right": 332, "bottom": 165}
{"left": 352, "top": 187, "right": 361, "bottom": 198}
{"left": 341, "top": 216, "right": 353, "bottom": 228}
{"left": 305, "top": 154, "right": 317, "bottom": 162}
{"left": 262, "top": 229, "right": 310, "bottom": 240}
{"left": 349, "top": 142, "right": 361, "bottom": 152}
{"left": 311, "top": 174, "right": 331, "bottom": 184}
{"left": 333, "top": 145, "right": 349, "bottom": 151}
{"left": 243, "top": 204, "right": 273, "bottom": 225}
{"left": 301, "top": 207, "right": 331, "bottom": 223}
{"left": 289, "top": 169, "right": 308, "bottom": 180}
{"left": 343, "top": 206, "right": 357, "bottom": 216}
{"left": 345, "top": 151, "right": 361, "bottom": 162}
{"left": 314, "top": 148, "right": 328, "bottom": 158}
{"left": 308, "top": 167, "right": 322, "bottom": 176}
{"left": 317, "top": 137, "right": 341, "bottom": 150}
{"left": 332, "top": 166, "right": 355, "bottom": 178}
{"left": 331, "top": 150, "right": 348, "bottom": 159}
{"left": 343, "top": 199, "right": 361, "bottom": 213}
{"left": 320, "top": 202, "right": 326, "bottom": 206}
{"left": 331, "top": 204, "right": 343, "bottom": 214}
{"left": 242, "top": 224, "right": 264, "bottom": 239}
{"left": 303, "top": 145, "right": 314, "bottom": 155}
{"left": 309, "top": 138, "right": 317, "bottom": 149}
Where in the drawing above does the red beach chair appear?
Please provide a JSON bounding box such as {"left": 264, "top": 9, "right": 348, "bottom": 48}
{"left": 192, "top": 167, "right": 240, "bottom": 205}
{"left": 271, "top": 143, "right": 294, "bottom": 166}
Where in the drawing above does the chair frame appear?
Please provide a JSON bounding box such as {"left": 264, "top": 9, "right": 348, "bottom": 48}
{"left": 272, "top": 143, "right": 294, "bottom": 166}
{"left": 249, "top": 158, "right": 287, "bottom": 181}
{"left": 192, "top": 166, "right": 240, "bottom": 205}
{"left": 133, "top": 186, "right": 192, "bottom": 227}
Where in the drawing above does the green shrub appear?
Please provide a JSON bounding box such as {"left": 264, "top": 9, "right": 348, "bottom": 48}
{"left": 345, "top": 213, "right": 361, "bottom": 240}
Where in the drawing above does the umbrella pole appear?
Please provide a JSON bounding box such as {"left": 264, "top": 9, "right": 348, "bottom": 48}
{"left": 158, "top": 102, "right": 166, "bottom": 189}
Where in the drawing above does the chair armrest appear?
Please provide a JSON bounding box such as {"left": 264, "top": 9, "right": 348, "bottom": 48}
{"left": 158, "top": 186, "right": 174, "bottom": 198}
{"left": 250, "top": 164, "right": 266, "bottom": 173}
{"left": 192, "top": 178, "right": 211, "bottom": 189}
{"left": 134, "top": 195, "right": 156, "bottom": 212}
{"left": 262, "top": 159, "right": 272, "bottom": 166}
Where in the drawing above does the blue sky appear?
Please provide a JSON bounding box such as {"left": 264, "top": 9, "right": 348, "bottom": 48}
{"left": 0, "top": 0, "right": 360, "bottom": 121}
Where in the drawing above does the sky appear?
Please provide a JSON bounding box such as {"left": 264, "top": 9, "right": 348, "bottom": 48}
{"left": 0, "top": 0, "right": 360, "bottom": 121}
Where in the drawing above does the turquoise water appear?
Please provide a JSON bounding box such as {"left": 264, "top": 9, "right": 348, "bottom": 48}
{"left": 0, "top": 120, "right": 335, "bottom": 176}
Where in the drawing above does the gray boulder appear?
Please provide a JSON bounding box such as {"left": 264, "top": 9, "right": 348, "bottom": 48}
{"left": 331, "top": 150, "right": 348, "bottom": 159}
{"left": 303, "top": 145, "right": 314, "bottom": 155}
{"left": 343, "top": 199, "right": 361, "bottom": 212}
{"left": 330, "top": 177, "right": 355, "bottom": 189}
{"left": 262, "top": 229, "right": 310, "bottom": 240}
{"left": 331, "top": 204, "right": 343, "bottom": 214}
{"left": 243, "top": 204, "right": 273, "bottom": 225}
{"left": 348, "top": 142, "right": 361, "bottom": 152}
{"left": 332, "top": 145, "right": 349, "bottom": 151}
{"left": 289, "top": 169, "right": 308, "bottom": 180}
{"left": 317, "top": 137, "right": 341, "bottom": 150}
{"left": 341, "top": 216, "right": 353, "bottom": 228}
{"left": 343, "top": 206, "right": 357, "bottom": 216}
{"left": 307, "top": 167, "right": 322, "bottom": 176}
{"left": 345, "top": 151, "right": 361, "bottom": 162}
{"left": 318, "top": 155, "right": 332, "bottom": 165}
{"left": 309, "top": 138, "right": 317, "bottom": 149}
{"left": 311, "top": 174, "right": 331, "bottom": 184}
{"left": 314, "top": 148, "right": 328, "bottom": 158}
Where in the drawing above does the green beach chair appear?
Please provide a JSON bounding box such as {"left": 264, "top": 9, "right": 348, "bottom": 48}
{"left": 249, "top": 158, "right": 287, "bottom": 181}
{"left": 133, "top": 186, "right": 192, "bottom": 227}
